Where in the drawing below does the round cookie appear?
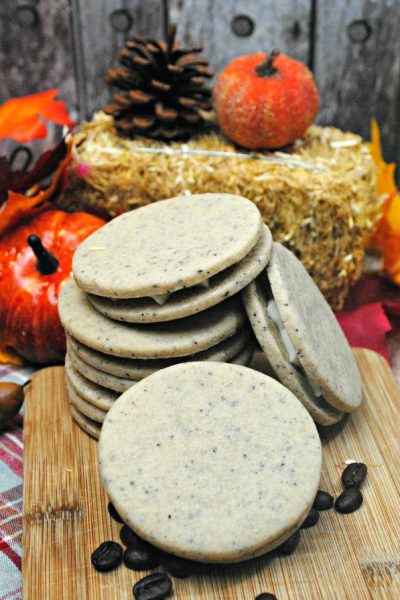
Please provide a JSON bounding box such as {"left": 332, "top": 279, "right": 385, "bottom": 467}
{"left": 66, "top": 378, "right": 107, "bottom": 423}
{"left": 67, "top": 348, "right": 137, "bottom": 393}
{"left": 99, "top": 362, "right": 322, "bottom": 563}
{"left": 88, "top": 226, "right": 272, "bottom": 323}
{"left": 65, "top": 356, "right": 118, "bottom": 411}
{"left": 73, "top": 194, "right": 263, "bottom": 298}
{"left": 267, "top": 243, "right": 362, "bottom": 412}
{"left": 242, "top": 279, "right": 343, "bottom": 425}
{"left": 70, "top": 405, "right": 101, "bottom": 440}
{"left": 228, "top": 338, "right": 256, "bottom": 366}
{"left": 59, "top": 279, "right": 246, "bottom": 359}
{"left": 67, "top": 327, "right": 253, "bottom": 380}
{"left": 67, "top": 333, "right": 255, "bottom": 393}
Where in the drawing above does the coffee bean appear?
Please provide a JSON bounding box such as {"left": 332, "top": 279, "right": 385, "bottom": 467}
{"left": 255, "top": 594, "right": 278, "bottom": 600}
{"left": 313, "top": 490, "right": 334, "bottom": 511}
{"left": 123, "top": 544, "right": 160, "bottom": 571}
{"left": 133, "top": 572, "right": 172, "bottom": 600}
{"left": 120, "top": 524, "right": 142, "bottom": 547}
{"left": 301, "top": 508, "right": 319, "bottom": 529}
{"left": 91, "top": 541, "right": 123, "bottom": 572}
{"left": 275, "top": 529, "right": 301, "bottom": 555}
{"left": 341, "top": 462, "right": 367, "bottom": 488}
{"left": 163, "top": 554, "right": 194, "bottom": 578}
{"left": 335, "top": 487, "right": 363, "bottom": 514}
{"left": 107, "top": 501, "right": 124, "bottom": 523}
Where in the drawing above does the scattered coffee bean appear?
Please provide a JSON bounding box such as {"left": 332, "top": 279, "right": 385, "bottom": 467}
{"left": 123, "top": 544, "right": 160, "bottom": 571}
{"left": 341, "top": 462, "right": 367, "bottom": 488}
{"left": 301, "top": 508, "right": 320, "bottom": 529}
{"left": 274, "top": 529, "right": 301, "bottom": 556}
{"left": 120, "top": 524, "right": 142, "bottom": 547}
{"left": 133, "top": 572, "right": 172, "bottom": 600}
{"left": 162, "top": 554, "right": 194, "bottom": 578}
{"left": 107, "top": 501, "right": 124, "bottom": 523}
{"left": 91, "top": 541, "right": 123, "bottom": 572}
{"left": 313, "top": 490, "right": 334, "bottom": 511}
{"left": 255, "top": 594, "right": 278, "bottom": 600}
{"left": 335, "top": 487, "right": 363, "bottom": 514}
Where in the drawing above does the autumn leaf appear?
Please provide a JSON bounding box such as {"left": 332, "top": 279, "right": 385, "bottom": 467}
{"left": 369, "top": 119, "right": 400, "bottom": 284}
{"left": 0, "top": 139, "right": 68, "bottom": 203}
{"left": 0, "top": 141, "right": 72, "bottom": 237}
{"left": 0, "top": 89, "right": 74, "bottom": 143}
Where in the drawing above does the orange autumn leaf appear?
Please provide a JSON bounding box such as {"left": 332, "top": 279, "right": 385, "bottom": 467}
{"left": 0, "top": 89, "right": 74, "bottom": 143}
{"left": 369, "top": 119, "right": 400, "bottom": 283}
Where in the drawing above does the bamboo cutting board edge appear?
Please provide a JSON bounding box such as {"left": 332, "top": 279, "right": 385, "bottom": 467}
{"left": 22, "top": 348, "right": 400, "bottom": 599}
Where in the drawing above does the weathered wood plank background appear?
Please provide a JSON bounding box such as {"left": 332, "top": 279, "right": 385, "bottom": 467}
{"left": 1, "top": 0, "right": 400, "bottom": 163}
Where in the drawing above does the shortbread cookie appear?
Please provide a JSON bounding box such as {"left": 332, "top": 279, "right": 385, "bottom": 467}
{"left": 73, "top": 194, "right": 263, "bottom": 298}
{"left": 65, "top": 356, "right": 118, "bottom": 411}
{"left": 266, "top": 243, "right": 362, "bottom": 412}
{"left": 66, "top": 378, "right": 107, "bottom": 423}
{"left": 99, "top": 362, "right": 322, "bottom": 563}
{"left": 67, "top": 327, "right": 252, "bottom": 380}
{"left": 70, "top": 405, "right": 101, "bottom": 440}
{"left": 88, "top": 226, "right": 272, "bottom": 322}
{"left": 242, "top": 278, "right": 343, "bottom": 425}
{"left": 59, "top": 279, "right": 246, "bottom": 359}
{"left": 229, "top": 338, "right": 256, "bottom": 366}
{"left": 67, "top": 332, "right": 255, "bottom": 393}
{"left": 67, "top": 347, "right": 137, "bottom": 393}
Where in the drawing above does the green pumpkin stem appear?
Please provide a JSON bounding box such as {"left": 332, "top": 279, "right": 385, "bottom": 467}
{"left": 27, "top": 235, "right": 59, "bottom": 275}
{"left": 255, "top": 49, "right": 280, "bottom": 77}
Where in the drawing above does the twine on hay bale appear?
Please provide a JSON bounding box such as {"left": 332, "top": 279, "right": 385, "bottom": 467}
{"left": 58, "top": 112, "right": 382, "bottom": 310}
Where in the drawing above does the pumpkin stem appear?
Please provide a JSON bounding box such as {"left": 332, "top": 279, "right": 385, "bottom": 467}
{"left": 255, "top": 49, "right": 280, "bottom": 77}
{"left": 27, "top": 235, "right": 59, "bottom": 275}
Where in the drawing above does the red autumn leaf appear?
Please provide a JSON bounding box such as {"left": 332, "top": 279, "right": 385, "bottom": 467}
{"left": 0, "top": 89, "right": 74, "bottom": 143}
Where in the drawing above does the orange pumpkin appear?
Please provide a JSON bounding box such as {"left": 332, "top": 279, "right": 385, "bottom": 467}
{"left": 213, "top": 50, "right": 319, "bottom": 149}
{"left": 0, "top": 210, "right": 105, "bottom": 364}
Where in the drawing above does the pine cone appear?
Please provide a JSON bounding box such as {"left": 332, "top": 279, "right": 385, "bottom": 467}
{"left": 103, "top": 24, "right": 214, "bottom": 141}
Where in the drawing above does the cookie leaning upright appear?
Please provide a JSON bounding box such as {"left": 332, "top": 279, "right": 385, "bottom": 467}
{"left": 244, "top": 242, "right": 362, "bottom": 417}
{"left": 72, "top": 193, "right": 264, "bottom": 299}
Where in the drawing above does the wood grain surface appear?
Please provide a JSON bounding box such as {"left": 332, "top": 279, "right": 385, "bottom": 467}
{"left": 23, "top": 349, "right": 400, "bottom": 599}
{"left": 1, "top": 0, "right": 400, "bottom": 163}
{"left": 169, "top": 0, "right": 312, "bottom": 79}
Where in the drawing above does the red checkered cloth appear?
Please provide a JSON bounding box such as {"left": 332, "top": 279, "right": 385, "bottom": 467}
{"left": 0, "top": 363, "right": 36, "bottom": 600}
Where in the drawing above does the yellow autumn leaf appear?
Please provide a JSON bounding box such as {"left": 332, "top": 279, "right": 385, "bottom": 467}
{"left": 369, "top": 119, "right": 400, "bottom": 284}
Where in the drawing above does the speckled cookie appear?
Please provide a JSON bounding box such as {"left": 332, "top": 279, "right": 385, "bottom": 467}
{"left": 266, "top": 243, "right": 363, "bottom": 412}
{"left": 65, "top": 355, "right": 118, "bottom": 411}
{"left": 67, "top": 347, "right": 137, "bottom": 393}
{"left": 66, "top": 378, "right": 107, "bottom": 423}
{"left": 67, "top": 326, "right": 252, "bottom": 380}
{"left": 88, "top": 226, "right": 272, "bottom": 322}
{"left": 242, "top": 278, "right": 343, "bottom": 425}
{"left": 99, "top": 362, "right": 322, "bottom": 563}
{"left": 70, "top": 404, "right": 101, "bottom": 440}
{"left": 59, "top": 279, "right": 246, "bottom": 359}
{"left": 67, "top": 331, "right": 255, "bottom": 393}
{"left": 73, "top": 194, "right": 263, "bottom": 298}
{"left": 228, "top": 338, "right": 256, "bottom": 366}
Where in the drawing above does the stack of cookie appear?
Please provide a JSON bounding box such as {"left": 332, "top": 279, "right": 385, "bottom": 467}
{"left": 59, "top": 194, "right": 272, "bottom": 438}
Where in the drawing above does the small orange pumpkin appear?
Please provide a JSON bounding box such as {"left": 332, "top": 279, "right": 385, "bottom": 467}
{"left": 213, "top": 50, "right": 319, "bottom": 149}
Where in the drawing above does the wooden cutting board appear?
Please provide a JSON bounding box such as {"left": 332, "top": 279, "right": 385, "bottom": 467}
{"left": 23, "top": 349, "right": 400, "bottom": 599}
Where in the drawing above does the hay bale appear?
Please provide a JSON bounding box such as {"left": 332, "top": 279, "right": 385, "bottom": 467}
{"left": 58, "top": 113, "right": 382, "bottom": 309}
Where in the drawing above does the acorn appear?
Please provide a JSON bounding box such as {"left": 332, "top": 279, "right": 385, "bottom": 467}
{"left": 0, "top": 382, "right": 24, "bottom": 431}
